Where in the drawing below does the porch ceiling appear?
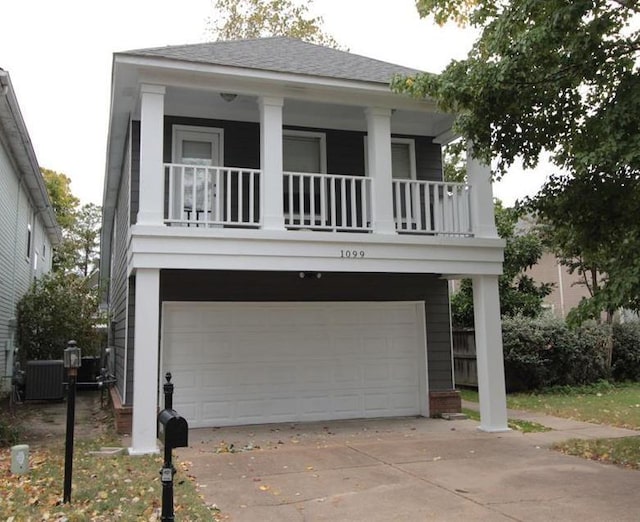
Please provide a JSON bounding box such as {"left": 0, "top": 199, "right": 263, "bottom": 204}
{"left": 161, "top": 86, "right": 453, "bottom": 136}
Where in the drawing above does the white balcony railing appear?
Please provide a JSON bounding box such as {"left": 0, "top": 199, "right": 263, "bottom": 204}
{"left": 393, "top": 180, "right": 472, "bottom": 235}
{"left": 163, "top": 163, "right": 472, "bottom": 235}
{"left": 165, "top": 164, "right": 261, "bottom": 227}
{"left": 283, "top": 172, "right": 373, "bottom": 232}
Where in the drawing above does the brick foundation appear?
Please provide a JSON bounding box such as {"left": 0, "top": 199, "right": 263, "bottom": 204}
{"left": 110, "top": 386, "right": 133, "bottom": 434}
{"left": 429, "top": 390, "right": 462, "bottom": 417}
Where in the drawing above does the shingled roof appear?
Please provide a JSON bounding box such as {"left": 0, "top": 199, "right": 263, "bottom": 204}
{"left": 121, "top": 36, "right": 421, "bottom": 85}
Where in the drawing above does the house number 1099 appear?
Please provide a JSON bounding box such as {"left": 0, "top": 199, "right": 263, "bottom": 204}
{"left": 340, "top": 249, "right": 365, "bottom": 258}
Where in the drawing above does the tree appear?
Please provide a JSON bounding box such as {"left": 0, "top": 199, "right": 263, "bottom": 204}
{"left": 523, "top": 170, "right": 640, "bottom": 324}
{"left": 209, "top": 0, "right": 342, "bottom": 48}
{"left": 451, "top": 202, "right": 552, "bottom": 327}
{"left": 442, "top": 139, "right": 467, "bottom": 183}
{"left": 42, "top": 168, "right": 79, "bottom": 230}
{"left": 74, "top": 203, "right": 101, "bottom": 277}
{"left": 41, "top": 168, "right": 101, "bottom": 275}
{"left": 392, "top": 0, "right": 640, "bottom": 175}
{"left": 393, "top": 0, "right": 640, "bottom": 321}
{"left": 16, "top": 272, "right": 102, "bottom": 360}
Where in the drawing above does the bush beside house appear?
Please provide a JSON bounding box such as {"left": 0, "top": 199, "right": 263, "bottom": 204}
{"left": 16, "top": 272, "right": 102, "bottom": 362}
{"left": 611, "top": 322, "right": 640, "bottom": 382}
{"left": 500, "top": 316, "right": 640, "bottom": 391}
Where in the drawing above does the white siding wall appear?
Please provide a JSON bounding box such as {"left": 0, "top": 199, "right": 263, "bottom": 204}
{"left": 0, "top": 139, "right": 41, "bottom": 389}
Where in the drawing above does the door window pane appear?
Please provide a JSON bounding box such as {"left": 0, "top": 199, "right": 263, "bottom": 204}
{"left": 182, "top": 140, "right": 213, "bottom": 165}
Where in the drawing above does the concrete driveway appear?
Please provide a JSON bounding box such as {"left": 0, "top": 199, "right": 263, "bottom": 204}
{"left": 175, "top": 414, "right": 639, "bottom": 521}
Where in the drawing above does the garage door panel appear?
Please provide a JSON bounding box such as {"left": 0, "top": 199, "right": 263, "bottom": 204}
{"left": 163, "top": 302, "right": 426, "bottom": 427}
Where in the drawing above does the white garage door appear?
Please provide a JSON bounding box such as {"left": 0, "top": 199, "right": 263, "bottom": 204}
{"left": 162, "top": 302, "right": 427, "bottom": 427}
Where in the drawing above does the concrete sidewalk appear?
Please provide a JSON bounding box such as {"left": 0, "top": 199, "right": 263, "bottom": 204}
{"left": 175, "top": 413, "right": 639, "bottom": 521}
{"left": 462, "top": 399, "right": 639, "bottom": 445}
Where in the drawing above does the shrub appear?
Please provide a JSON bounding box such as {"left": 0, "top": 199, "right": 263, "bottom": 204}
{"left": 612, "top": 322, "right": 640, "bottom": 381}
{"left": 0, "top": 416, "right": 20, "bottom": 448}
{"left": 501, "top": 316, "right": 610, "bottom": 391}
{"left": 16, "top": 272, "right": 102, "bottom": 361}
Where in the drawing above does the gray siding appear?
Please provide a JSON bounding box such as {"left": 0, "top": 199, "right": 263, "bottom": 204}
{"left": 0, "top": 139, "right": 48, "bottom": 389}
{"left": 120, "top": 117, "right": 450, "bottom": 400}
{"left": 424, "top": 279, "right": 454, "bottom": 390}
{"left": 160, "top": 117, "right": 442, "bottom": 179}
{"left": 125, "top": 277, "right": 135, "bottom": 404}
{"left": 109, "top": 125, "right": 132, "bottom": 402}
{"left": 160, "top": 270, "right": 454, "bottom": 390}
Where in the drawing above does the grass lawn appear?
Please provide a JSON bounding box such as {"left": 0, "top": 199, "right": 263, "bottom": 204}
{"left": 460, "top": 381, "right": 640, "bottom": 430}
{"left": 0, "top": 394, "right": 221, "bottom": 521}
{"left": 460, "top": 382, "right": 640, "bottom": 470}
{"left": 461, "top": 408, "right": 550, "bottom": 433}
{"left": 0, "top": 435, "right": 221, "bottom": 521}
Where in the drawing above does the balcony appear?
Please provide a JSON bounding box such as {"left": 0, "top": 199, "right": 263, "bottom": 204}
{"left": 164, "top": 163, "right": 472, "bottom": 236}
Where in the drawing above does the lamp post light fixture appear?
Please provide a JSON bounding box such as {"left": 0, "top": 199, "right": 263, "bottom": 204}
{"left": 63, "top": 340, "right": 81, "bottom": 504}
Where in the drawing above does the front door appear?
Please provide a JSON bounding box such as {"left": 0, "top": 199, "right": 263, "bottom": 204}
{"left": 172, "top": 126, "right": 223, "bottom": 222}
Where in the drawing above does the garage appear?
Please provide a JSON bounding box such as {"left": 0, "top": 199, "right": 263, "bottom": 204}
{"left": 162, "top": 301, "right": 428, "bottom": 428}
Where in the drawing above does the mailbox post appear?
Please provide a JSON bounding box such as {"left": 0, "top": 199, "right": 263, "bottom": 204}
{"left": 157, "top": 373, "right": 188, "bottom": 522}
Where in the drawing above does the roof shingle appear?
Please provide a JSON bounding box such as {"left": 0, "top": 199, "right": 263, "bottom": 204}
{"left": 121, "top": 36, "right": 421, "bottom": 84}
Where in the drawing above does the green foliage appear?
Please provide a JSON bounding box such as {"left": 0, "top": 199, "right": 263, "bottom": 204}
{"left": 73, "top": 203, "right": 101, "bottom": 277}
{"left": 393, "top": 1, "right": 640, "bottom": 176}
{"left": 501, "top": 316, "right": 610, "bottom": 391}
{"left": 611, "top": 322, "right": 640, "bottom": 382}
{"left": 523, "top": 170, "right": 640, "bottom": 324}
{"left": 41, "top": 168, "right": 79, "bottom": 230}
{"left": 442, "top": 139, "right": 467, "bottom": 182}
{"left": 16, "top": 272, "right": 102, "bottom": 360}
{"left": 41, "top": 167, "right": 102, "bottom": 275}
{"left": 451, "top": 202, "right": 551, "bottom": 326}
{"left": 397, "top": 1, "right": 640, "bottom": 323}
{"left": 0, "top": 417, "right": 21, "bottom": 448}
{"left": 209, "top": 0, "right": 343, "bottom": 48}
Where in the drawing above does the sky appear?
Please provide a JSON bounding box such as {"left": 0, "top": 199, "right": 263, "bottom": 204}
{"left": 1, "top": 0, "right": 552, "bottom": 206}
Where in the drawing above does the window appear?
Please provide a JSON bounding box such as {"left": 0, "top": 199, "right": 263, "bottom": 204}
{"left": 391, "top": 139, "right": 416, "bottom": 180}
{"left": 283, "top": 130, "right": 327, "bottom": 217}
{"left": 283, "top": 132, "right": 326, "bottom": 174}
{"left": 26, "top": 222, "right": 32, "bottom": 260}
{"left": 363, "top": 137, "right": 417, "bottom": 179}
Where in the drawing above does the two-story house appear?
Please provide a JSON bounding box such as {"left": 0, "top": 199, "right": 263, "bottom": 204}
{"left": 100, "top": 37, "right": 509, "bottom": 455}
{"left": 0, "top": 68, "right": 61, "bottom": 392}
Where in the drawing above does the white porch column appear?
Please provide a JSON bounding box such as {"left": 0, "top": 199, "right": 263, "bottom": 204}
{"left": 259, "top": 96, "right": 285, "bottom": 230}
{"left": 137, "top": 84, "right": 165, "bottom": 226}
{"left": 129, "top": 268, "right": 160, "bottom": 455}
{"left": 472, "top": 275, "right": 509, "bottom": 432}
{"left": 366, "top": 107, "right": 395, "bottom": 234}
{"left": 467, "top": 142, "right": 498, "bottom": 238}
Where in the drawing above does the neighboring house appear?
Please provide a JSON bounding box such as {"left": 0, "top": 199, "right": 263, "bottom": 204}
{"left": 100, "top": 37, "right": 508, "bottom": 455}
{"left": 0, "top": 68, "right": 61, "bottom": 392}
{"left": 526, "top": 251, "right": 592, "bottom": 319}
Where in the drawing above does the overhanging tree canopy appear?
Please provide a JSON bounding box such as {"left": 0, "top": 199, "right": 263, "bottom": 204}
{"left": 392, "top": 0, "right": 640, "bottom": 175}
{"left": 394, "top": 0, "right": 640, "bottom": 321}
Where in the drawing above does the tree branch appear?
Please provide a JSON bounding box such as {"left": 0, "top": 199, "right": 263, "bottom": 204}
{"left": 610, "top": 0, "right": 640, "bottom": 14}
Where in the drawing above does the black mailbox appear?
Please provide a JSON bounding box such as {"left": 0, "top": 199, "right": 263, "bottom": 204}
{"left": 158, "top": 409, "right": 189, "bottom": 449}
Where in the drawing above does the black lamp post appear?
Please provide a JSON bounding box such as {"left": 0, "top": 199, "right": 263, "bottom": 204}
{"left": 63, "top": 340, "right": 81, "bottom": 504}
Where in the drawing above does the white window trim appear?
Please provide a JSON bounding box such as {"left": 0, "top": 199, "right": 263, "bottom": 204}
{"left": 363, "top": 136, "right": 417, "bottom": 179}
{"left": 171, "top": 124, "right": 224, "bottom": 166}
{"left": 283, "top": 129, "right": 327, "bottom": 174}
